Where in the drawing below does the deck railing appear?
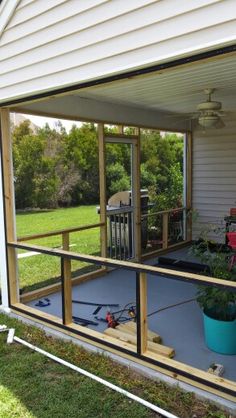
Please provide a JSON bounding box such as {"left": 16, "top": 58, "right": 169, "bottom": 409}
{"left": 17, "top": 222, "right": 104, "bottom": 297}
{"left": 106, "top": 206, "right": 189, "bottom": 261}
{"left": 106, "top": 207, "right": 133, "bottom": 260}
{"left": 18, "top": 222, "right": 104, "bottom": 250}
{"left": 141, "top": 207, "right": 188, "bottom": 257}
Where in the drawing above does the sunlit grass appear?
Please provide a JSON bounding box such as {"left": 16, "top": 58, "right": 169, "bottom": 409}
{"left": 16, "top": 206, "right": 100, "bottom": 292}
{"left": 0, "top": 313, "right": 229, "bottom": 418}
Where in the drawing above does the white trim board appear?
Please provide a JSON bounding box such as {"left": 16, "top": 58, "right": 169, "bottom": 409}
{"left": 0, "top": 0, "right": 20, "bottom": 38}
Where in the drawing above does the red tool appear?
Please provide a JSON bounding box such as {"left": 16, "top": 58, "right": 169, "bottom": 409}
{"left": 105, "top": 311, "right": 119, "bottom": 328}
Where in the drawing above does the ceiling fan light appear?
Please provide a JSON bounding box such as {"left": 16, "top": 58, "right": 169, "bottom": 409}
{"left": 198, "top": 114, "right": 219, "bottom": 128}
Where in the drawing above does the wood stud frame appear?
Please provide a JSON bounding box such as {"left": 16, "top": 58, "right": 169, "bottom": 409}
{"left": 2, "top": 110, "right": 236, "bottom": 401}
{"left": 0, "top": 108, "right": 19, "bottom": 305}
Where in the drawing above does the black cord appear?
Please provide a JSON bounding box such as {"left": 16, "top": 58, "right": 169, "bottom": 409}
{"left": 113, "top": 302, "right": 136, "bottom": 322}
{"left": 147, "top": 298, "right": 196, "bottom": 318}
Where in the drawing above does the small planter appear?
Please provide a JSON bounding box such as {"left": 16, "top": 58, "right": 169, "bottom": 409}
{"left": 203, "top": 311, "right": 236, "bottom": 355}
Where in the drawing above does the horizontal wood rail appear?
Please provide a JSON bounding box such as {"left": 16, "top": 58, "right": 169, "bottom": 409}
{"left": 20, "top": 268, "right": 105, "bottom": 303}
{"left": 17, "top": 222, "right": 104, "bottom": 242}
{"left": 9, "top": 241, "right": 236, "bottom": 291}
{"left": 141, "top": 207, "right": 187, "bottom": 258}
{"left": 141, "top": 207, "right": 185, "bottom": 219}
{"left": 105, "top": 133, "right": 138, "bottom": 140}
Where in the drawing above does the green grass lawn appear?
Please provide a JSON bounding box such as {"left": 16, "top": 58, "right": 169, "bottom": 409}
{"left": 16, "top": 206, "right": 100, "bottom": 292}
{"left": 0, "top": 313, "right": 230, "bottom": 418}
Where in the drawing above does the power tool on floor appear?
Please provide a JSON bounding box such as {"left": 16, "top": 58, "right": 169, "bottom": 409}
{"left": 105, "top": 311, "right": 119, "bottom": 328}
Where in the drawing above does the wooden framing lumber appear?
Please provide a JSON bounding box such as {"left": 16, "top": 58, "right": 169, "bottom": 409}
{"left": 98, "top": 123, "right": 107, "bottom": 259}
{"left": 20, "top": 268, "right": 105, "bottom": 303}
{"left": 11, "top": 241, "right": 236, "bottom": 291}
{"left": 141, "top": 240, "right": 191, "bottom": 261}
{"left": 132, "top": 128, "right": 141, "bottom": 261}
{"left": 105, "top": 133, "right": 138, "bottom": 140}
{"left": 18, "top": 222, "right": 103, "bottom": 242}
{"left": 61, "top": 258, "right": 72, "bottom": 326}
{"left": 104, "top": 328, "right": 174, "bottom": 358}
{"left": 186, "top": 131, "right": 192, "bottom": 241}
{"left": 139, "top": 272, "right": 148, "bottom": 353}
{"left": 116, "top": 322, "right": 161, "bottom": 344}
{"left": 61, "top": 232, "right": 72, "bottom": 325}
{"left": 162, "top": 212, "right": 169, "bottom": 250}
{"left": 0, "top": 108, "right": 19, "bottom": 304}
{"left": 62, "top": 232, "right": 72, "bottom": 325}
{"left": 11, "top": 302, "right": 236, "bottom": 402}
{"left": 142, "top": 207, "right": 185, "bottom": 218}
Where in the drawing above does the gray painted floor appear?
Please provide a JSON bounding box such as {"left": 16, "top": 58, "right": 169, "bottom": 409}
{"left": 28, "top": 247, "right": 236, "bottom": 382}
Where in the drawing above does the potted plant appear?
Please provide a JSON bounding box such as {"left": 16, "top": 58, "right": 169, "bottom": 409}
{"left": 191, "top": 235, "right": 236, "bottom": 355}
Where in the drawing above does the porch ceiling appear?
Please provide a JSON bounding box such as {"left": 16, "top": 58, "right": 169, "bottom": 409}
{"left": 77, "top": 53, "right": 236, "bottom": 114}
{"left": 12, "top": 52, "right": 236, "bottom": 129}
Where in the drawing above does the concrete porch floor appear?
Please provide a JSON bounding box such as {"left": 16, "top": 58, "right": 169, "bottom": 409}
{"left": 27, "top": 247, "right": 236, "bottom": 383}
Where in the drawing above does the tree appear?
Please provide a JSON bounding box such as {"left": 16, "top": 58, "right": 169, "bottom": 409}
{"left": 63, "top": 124, "right": 99, "bottom": 204}
{"left": 12, "top": 120, "right": 184, "bottom": 210}
{"left": 12, "top": 121, "right": 58, "bottom": 208}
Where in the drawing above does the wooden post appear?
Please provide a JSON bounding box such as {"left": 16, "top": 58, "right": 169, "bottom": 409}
{"left": 162, "top": 212, "right": 169, "bottom": 249}
{"left": 62, "top": 232, "right": 70, "bottom": 251}
{"left": 186, "top": 131, "right": 192, "bottom": 241}
{"left": 61, "top": 232, "right": 72, "bottom": 325}
{"left": 117, "top": 125, "right": 124, "bottom": 134}
{"left": 98, "top": 124, "right": 107, "bottom": 259}
{"left": 132, "top": 128, "right": 141, "bottom": 261}
{"left": 61, "top": 257, "right": 72, "bottom": 325}
{"left": 0, "top": 108, "right": 19, "bottom": 305}
{"left": 136, "top": 272, "right": 148, "bottom": 355}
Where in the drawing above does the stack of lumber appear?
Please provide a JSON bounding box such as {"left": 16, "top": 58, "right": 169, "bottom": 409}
{"left": 104, "top": 321, "right": 175, "bottom": 358}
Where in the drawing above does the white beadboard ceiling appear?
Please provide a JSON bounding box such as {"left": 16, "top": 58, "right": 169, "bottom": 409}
{"left": 14, "top": 53, "right": 236, "bottom": 128}
{"left": 75, "top": 53, "right": 236, "bottom": 114}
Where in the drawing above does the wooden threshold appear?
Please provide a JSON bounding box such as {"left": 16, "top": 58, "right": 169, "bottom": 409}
{"left": 10, "top": 302, "right": 236, "bottom": 403}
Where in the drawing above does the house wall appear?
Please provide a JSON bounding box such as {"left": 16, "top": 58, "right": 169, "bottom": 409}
{"left": 192, "top": 119, "right": 236, "bottom": 242}
{"left": 0, "top": 0, "right": 235, "bottom": 102}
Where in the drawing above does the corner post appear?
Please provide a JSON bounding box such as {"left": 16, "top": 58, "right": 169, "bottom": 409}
{"left": 186, "top": 131, "right": 192, "bottom": 241}
{"left": 98, "top": 123, "right": 107, "bottom": 258}
{"left": 0, "top": 118, "right": 9, "bottom": 308}
{"left": 0, "top": 108, "right": 19, "bottom": 305}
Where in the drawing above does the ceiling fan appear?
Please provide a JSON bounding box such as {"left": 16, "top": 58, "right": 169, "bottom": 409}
{"left": 163, "top": 88, "right": 226, "bottom": 129}
{"left": 194, "top": 88, "right": 225, "bottom": 129}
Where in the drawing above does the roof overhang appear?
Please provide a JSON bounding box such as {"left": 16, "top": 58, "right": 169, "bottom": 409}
{"left": 6, "top": 46, "right": 236, "bottom": 132}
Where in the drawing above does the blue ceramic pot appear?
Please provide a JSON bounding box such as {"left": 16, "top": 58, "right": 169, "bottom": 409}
{"left": 203, "top": 311, "right": 236, "bottom": 355}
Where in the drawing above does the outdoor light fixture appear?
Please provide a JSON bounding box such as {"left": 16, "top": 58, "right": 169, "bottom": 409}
{"left": 196, "top": 88, "right": 225, "bottom": 129}
{"left": 198, "top": 113, "right": 219, "bottom": 128}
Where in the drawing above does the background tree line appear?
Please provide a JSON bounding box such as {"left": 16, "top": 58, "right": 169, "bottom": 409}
{"left": 12, "top": 120, "right": 184, "bottom": 210}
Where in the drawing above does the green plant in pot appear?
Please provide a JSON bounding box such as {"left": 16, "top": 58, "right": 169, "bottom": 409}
{"left": 191, "top": 231, "right": 236, "bottom": 355}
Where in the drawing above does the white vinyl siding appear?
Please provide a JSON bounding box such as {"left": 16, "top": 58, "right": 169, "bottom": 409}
{"left": 192, "top": 120, "right": 236, "bottom": 242}
{"left": 0, "top": 0, "right": 235, "bottom": 102}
